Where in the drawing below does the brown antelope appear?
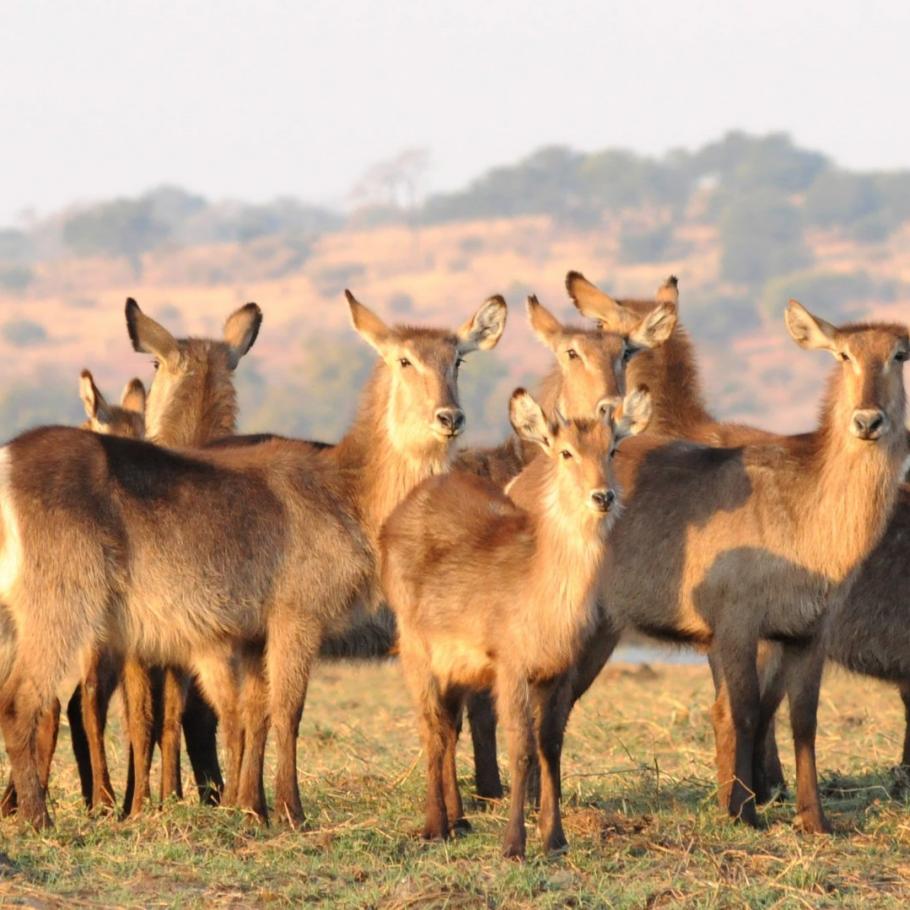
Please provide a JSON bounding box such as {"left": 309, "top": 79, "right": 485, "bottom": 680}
{"left": 453, "top": 291, "right": 677, "bottom": 797}
{"left": 222, "top": 292, "right": 509, "bottom": 821}
{"left": 0, "top": 370, "right": 146, "bottom": 817}
{"left": 0, "top": 289, "right": 510, "bottom": 830}
{"left": 555, "top": 299, "right": 909, "bottom": 832}
{"left": 381, "top": 386, "right": 652, "bottom": 858}
{"left": 115, "top": 298, "right": 262, "bottom": 816}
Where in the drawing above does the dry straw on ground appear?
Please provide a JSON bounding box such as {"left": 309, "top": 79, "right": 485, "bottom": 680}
{"left": 1, "top": 659, "right": 909, "bottom": 908}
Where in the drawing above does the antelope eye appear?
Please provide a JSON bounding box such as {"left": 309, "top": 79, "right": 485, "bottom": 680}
{"left": 152, "top": 360, "right": 160, "bottom": 371}
{"left": 895, "top": 349, "right": 908, "bottom": 363}
{"left": 622, "top": 345, "right": 637, "bottom": 364}
{"left": 560, "top": 449, "right": 573, "bottom": 460}
{"left": 566, "top": 349, "right": 578, "bottom": 360}
{"left": 455, "top": 357, "right": 465, "bottom": 368}
{"left": 399, "top": 358, "right": 412, "bottom": 368}
{"left": 839, "top": 352, "right": 849, "bottom": 362}
{"left": 609, "top": 447, "right": 617, "bottom": 458}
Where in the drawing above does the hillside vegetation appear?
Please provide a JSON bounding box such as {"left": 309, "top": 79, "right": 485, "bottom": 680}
{"left": 1, "top": 131, "right": 909, "bottom": 443}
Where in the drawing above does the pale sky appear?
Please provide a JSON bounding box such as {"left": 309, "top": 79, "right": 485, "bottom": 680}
{"left": 2, "top": 0, "right": 909, "bottom": 226}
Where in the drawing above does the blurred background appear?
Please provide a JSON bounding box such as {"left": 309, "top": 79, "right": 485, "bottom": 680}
{"left": 2, "top": 0, "right": 909, "bottom": 445}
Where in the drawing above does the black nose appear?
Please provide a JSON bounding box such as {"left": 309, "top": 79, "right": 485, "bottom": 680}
{"left": 851, "top": 409, "right": 886, "bottom": 440}
{"left": 436, "top": 408, "right": 465, "bottom": 435}
{"left": 591, "top": 490, "right": 616, "bottom": 512}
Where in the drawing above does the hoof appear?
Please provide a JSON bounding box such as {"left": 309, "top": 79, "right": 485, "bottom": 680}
{"left": 421, "top": 824, "right": 449, "bottom": 841}
{"left": 542, "top": 829, "right": 568, "bottom": 855}
{"left": 451, "top": 818, "right": 472, "bottom": 836}
{"left": 502, "top": 838, "right": 526, "bottom": 860}
{"left": 794, "top": 811, "right": 832, "bottom": 835}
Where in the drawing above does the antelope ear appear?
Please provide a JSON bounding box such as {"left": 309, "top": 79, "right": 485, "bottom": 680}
{"left": 120, "top": 378, "right": 146, "bottom": 416}
{"left": 224, "top": 302, "right": 262, "bottom": 369}
{"left": 612, "top": 385, "right": 652, "bottom": 441}
{"left": 457, "top": 295, "right": 507, "bottom": 353}
{"left": 656, "top": 275, "right": 679, "bottom": 306}
{"left": 346, "top": 290, "right": 392, "bottom": 355}
{"left": 509, "top": 388, "right": 551, "bottom": 451}
{"left": 565, "top": 271, "right": 640, "bottom": 333}
{"left": 526, "top": 296, "right": 564, "bottom": 351}
{"left": 125, "top": 298, "right": 179, "bottom": 365}
{"left": 785, "top": 300, "right": 839, "bottom": 353}
{"left": 629, "top": 301, "right": 678, "bottom": 349}
{"left": 79, "top": 370, "right": 110, "bottom": 422}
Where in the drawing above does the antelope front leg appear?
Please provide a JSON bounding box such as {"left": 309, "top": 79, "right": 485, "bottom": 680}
{"left": 0, "top": 698, "right": 60, "bottom": 818}
{"left": 715, "top": 629, "right": 761, "bottom": 827}
{"left": 783, "top": 641, "right": 831, "bottom": 834}
{"left": 496, "top": 672, "right": 533, "bottom": 859}
{"left": 82, "top": 654, "right": 116, "bottom": 811}
{"left": 466, "top": 691, "right": 503, "bottom": 800}
{"left": 534, "top": 677, "right": 572, "bottom": 854}
{"left": 182, "top": 681, "right": 223, "bottom": 805}
{"left": 159, "top": 666, "right": 188, "bottom": 803}
{"left": 121, "top": 658, "right": 154, "bottom": 817}
{"left": 441, "top": 692, "right": 468, "bottom": 834}
{"left": 236, "top": 654, "right": 269, "bottom": 821}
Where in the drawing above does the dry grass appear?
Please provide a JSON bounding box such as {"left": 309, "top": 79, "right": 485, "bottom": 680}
{"left": 2, "top": 658, "right": 910, "bottom": 908}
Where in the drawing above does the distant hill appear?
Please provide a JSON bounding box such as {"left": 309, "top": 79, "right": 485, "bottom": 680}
{"left": 1, "top": 131, "right": 908, "bottom": 443}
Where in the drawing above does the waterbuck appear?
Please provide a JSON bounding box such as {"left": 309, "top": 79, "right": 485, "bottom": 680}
{"left": 0, "top": 370, "right": 146, "bottom": 817}
{"left": 381, "top": 386, "right": 652, "bottom": 858}
{"left": 559, "top": 300, "right": 909, "bottom": 832}
{"left": 221, "top": 292, "right": 509, "bottom": 821}
{"left": 0, "top": 291, "right": 505, "bottom": 830}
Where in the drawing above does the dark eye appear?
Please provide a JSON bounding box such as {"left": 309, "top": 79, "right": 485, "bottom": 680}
{"left": 152, "top": 360, "right": 160, "bottom": 371}
{"left": 622, "top": 345, "right": 637, "bottom": 364}
{"left": 896, "top": 350, "right": 908, "bottom": 362}
{"left": 609, "top": 447, "right": 617, "bottom": 458}
{"left": 566, "top": 349, "right": 578, "bottom": 360}
{"left": 455, "top": 357, "right": 465, "bottom": 369}
{"left": 399, "top": 358, "right": 412, "bottom": 368}
{"left": 839, "top": 352, "right": 849, "bottom": 362}
{"left": 560, "top": 449, "right": 573, "bottom": 460}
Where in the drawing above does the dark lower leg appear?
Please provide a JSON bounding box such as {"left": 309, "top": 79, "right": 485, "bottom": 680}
{"left": 83, "top": 665, "right": 116, "bottom": 810}
{"left": 535, "top": 681, "right": 570, "bottom": 853}
{"left": 466, "top": 691, "right": 502, "bottom": 800}
{"left": 67, "top": 687, "right": 93, "bottom": 808}
{"left": 182, "top": 681, "right": 223, "bottom": 805}
{"left": 785, "top": 644, "right": 830, "bottom": 833}
{"left": 898, "top": 680, "right": 910, "bottom": 769}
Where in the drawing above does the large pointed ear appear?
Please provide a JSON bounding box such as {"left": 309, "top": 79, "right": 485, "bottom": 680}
{"left": 223, "top": 302, "right": 262, "bottom": 369}
{"left": 629, "top": 301, "right": 678, "bottom": 349}
{"left": 509, "top": 388, "right": 551, "bottom": 451}
{"left": 612, "top": 385, "right": 652, "bottom": 442}
{"left": 125, "top": 298, "right": 179, "bottom": 365}
{"left": 79, "top": 370, "right": 111, "bottom": 422}
{"left": 346, "top": 289, "right": 392, "bottom": 355}
{"left": 457, "top": 295, "right": 507, "bottom": 353}
{"left": 565, "top": 271, "right": 639, "bottom": 333}
{"left": 785, "top": 300, "right": 839, "bottom": 353}
{"left": 120, "top": 378, "right": 146, "bottom": 416}
{"left": 526, "top": 296, "right": 564, "bottom": 351}
{"left": 656, "top": 275, "right": 679, "bottom": 306}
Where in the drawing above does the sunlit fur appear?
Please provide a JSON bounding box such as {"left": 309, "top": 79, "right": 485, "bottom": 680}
{"left": 588, "top": 306, "right": 909, "bottom": 833}
{"left": 380, "top": 389, "right": 649, "bottom": 858}
{"left": 79, "top": 371, "right": 146, "bottom": 439}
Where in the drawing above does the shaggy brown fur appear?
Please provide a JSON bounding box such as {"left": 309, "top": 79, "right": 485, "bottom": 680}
{"left": 566, "top": 300, "right": 910, "bottom": 832}
{"left": 381, "top": 388, "right": 651, "bottom": 858}
{"left": 199, "top": 291, "right": 509, "bottom": 823}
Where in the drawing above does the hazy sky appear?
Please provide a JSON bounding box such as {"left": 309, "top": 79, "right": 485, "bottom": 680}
{"left": 3, "top": 0, "right": 909, "bottom": 226}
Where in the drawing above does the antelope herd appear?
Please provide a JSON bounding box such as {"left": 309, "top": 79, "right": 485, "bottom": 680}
{"left": 0, "top": 273, "right": 908, "bottom": 859}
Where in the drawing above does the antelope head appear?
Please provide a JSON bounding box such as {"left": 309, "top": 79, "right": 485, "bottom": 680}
{"left": 509, "top": 385, "right": 652, "bottom": 528}
{"left": 79, "top": 370, "right": 146, "bottom": 438}
{"left": 346, "top": 289, "right": 507, "bottom": 458}
{"left": 786, "top": 300, "right": 910, "bottom": 445}
{"left": 125, "top": 298, "right": 262, "bottom": 445}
